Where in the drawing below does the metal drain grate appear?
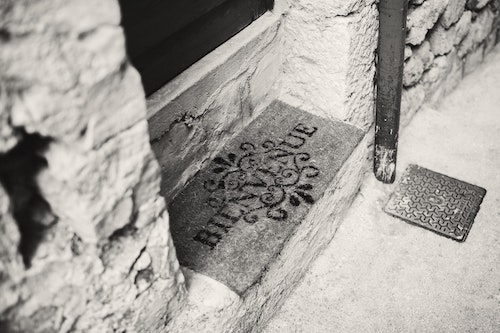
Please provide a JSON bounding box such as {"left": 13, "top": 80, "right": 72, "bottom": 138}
{"left": 385, "top": 164, "right": 486, "bottom": 242}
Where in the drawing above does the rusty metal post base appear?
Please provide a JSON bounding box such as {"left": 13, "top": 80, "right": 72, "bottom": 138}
{"left": 374, "top": 145, "right": 397, "bottom": 183}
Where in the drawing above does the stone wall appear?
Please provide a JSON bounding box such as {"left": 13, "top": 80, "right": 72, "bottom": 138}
{"left": 0, "top": 0, "right": 184, "bottom": 332}
{"left": 0, "top": 0, "right": 499, "bottom": 332}
{"left": 401, "top": 0, "right": 500, "bottom": 126}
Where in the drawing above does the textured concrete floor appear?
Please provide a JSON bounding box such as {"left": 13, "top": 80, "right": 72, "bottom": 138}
{"left": 264, "top": 46, "right": 500, "bottom": 333}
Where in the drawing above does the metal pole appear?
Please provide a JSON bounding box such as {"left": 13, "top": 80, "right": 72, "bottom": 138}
{"left": 374, "top": 0, "right": 408, "bottom": 183}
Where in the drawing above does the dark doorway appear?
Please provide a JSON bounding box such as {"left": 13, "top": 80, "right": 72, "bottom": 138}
{"left": 119, "top": 0, "right": 274, "bottom": 96}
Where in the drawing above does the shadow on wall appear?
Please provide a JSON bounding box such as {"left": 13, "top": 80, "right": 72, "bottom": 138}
{"left": 0, "top": 133, "right": 55, "bottom": 267}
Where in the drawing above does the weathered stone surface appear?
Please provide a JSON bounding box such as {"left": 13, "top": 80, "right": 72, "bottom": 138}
{"left": 169, "top": 101, "right": 363, "bottom": 294}
{"left": 467, "top": 0, "right": 492, "bottom": 10}
{"left": 407, "top": 0, "right": 450, "bottom": 45}
{"left": 0, "top": 185, "right": 24, "bottom": 313}
{"left": 345, "top": 4, "right": 379, "bottom": 129}
{"left": 0, "top": 0, "right": 121, "bottom": 34}
{"left": 420, "top": 48, "right": 467, "bottom": 106}
{"left": 443, "top": 50, "right": 465, "bottom": 94}
{"left": 405, "top": 46, "right": 413, "bottom": 60}
{"left": 421, "top": 55, "right": 450, "bottom": 104}
{"left": 0, "top": 0, "right": 185, "bottom": 331}
{"left": 429, "top": 25, "right": 456, "bottom": 55}
{"left": 37, "top": 120, "right": 154, "bottom": 242}
{"left": 454, "top": 11, "right": 474, "bottom": 45}
{"left": 401, "top": 85, "right": 426, "bottom": 127}
{"left": 484, "top": 28, "right": 500, "bottom": 55}
{"left": 1, "top": 13, "right": 127, "bottom": 145}
{"left": 286, "top": 0, "right": 376, "bottom": 17}
{"left": 280, "top": 1, "right": 377, "bottom": 131}
{"left": 0, "top": 86, "right": 20, "bottom": 152}
{"left": 423, "top": 55, "right": 449, "bottom": 85}
{"left": 404, "top": 56, "right": 425, "bottom": 86}
{"left": 441, "top": 0, "right": 467, "bottom": 28}
{"left": 149, "top": 18, "right": 281, "bottom": 201}
{"left": 459, "top": 8, "right": 495, "bottom": 56}
{"left": 429, "top": 11, "right": 472, "bottom": 55}
{"left": 464, "top": 43, "right": 486, "bottom": 73}
{"left": 413, "top": 40, "right": 436, "bottom": 69}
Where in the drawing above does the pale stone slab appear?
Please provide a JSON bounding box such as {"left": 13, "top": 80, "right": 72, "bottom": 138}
{"left": 169, "top": 101, "right": 363, "bottom": 294}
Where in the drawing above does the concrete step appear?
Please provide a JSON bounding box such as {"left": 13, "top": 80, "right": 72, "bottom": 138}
{"left": 165, "top": 100, "right": 371, "bottom": 332}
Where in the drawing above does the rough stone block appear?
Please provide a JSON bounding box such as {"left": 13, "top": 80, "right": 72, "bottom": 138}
{"left": 38, "top": 121, "right": 153, "bottom": 243}
{"left": 280, "top": 2, "right": 377, "bottom": 131}
{"left": 464, "top": 43, "right": 485, "bottom": 74}
{"left": 0, "top": 106, "right": 19, "bottom": 153}
{"left": 345, "top": 4, "right": 378, "bottom": 130}
{"left": 422, "top": 55, "right": 450, "bottom": 104}
{"left": 422, "top": 49, "right": 465, "bottom": 105}
{"left": 429, "top": 10, "right": 472, "bottom": 56}
{"left": 404, "top": 56, "right": 425, "bottom": 86}
{"left": 413, "top": 41, "right": 436, "bottom": 70}
{"left": 443, "top": 50, "right": 465, "bottom": 94}
{"left": 289, "top": 0, "right": 377, "bottom": 17}
{"left": 169, "top": 101, "right": 363, "bottom": 294}
{"left": 467, "top": 0, "right": 492, "bottom": 10}
{"left": 473, "top": 8, "right": 495, "bottom": 42}
{"left": 401, "top": 84, "right": 426, "bottom": 127}
{"left": 0, "top": 185, "right": 24, "bottom": 313}
{"left": 86, "top": 65, "right": 146, "bottom": 149}
{"left": 454, "top": 10, "right": 473, "bottom": 45}
{"left": 0, "top": 0, "right": 121, "bottom": 35}
{"left": 484, "top": 28, "right": 500, "bottom": 55}
{"left": 0, "top": 0, "right": 185, "bottom": 331}
{"left": 405, "top": 46, "right": 413, "bottom": 60}
{"left": 459, "top": 8, "right": 494, "bottom": 56}
{"left": 423, "top": 55, "right": 449, "bottom": 85}
{"left": 407, "top": 0, "right": 450, "bottom": 45}
{"left": 441, "top": 0, "right": 467, "bottom": 28}
{"left": 1, "top": 27, "right": 126, "bottom": 143}
{"left": 429, "top": 24, "right": 455, "bottom": 55}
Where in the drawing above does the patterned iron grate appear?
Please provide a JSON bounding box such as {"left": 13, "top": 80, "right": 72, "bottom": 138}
{"left": 385, "top": 164, "right": 486, "bottom": 242}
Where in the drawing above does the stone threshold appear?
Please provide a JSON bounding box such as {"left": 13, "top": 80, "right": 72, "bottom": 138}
{"left": 165, "top": 101, "right": 371, "bottom": 332}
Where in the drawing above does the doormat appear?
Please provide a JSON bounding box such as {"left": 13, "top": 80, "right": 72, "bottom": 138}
{"left": 168, "top": 100, "right": 363, "bottom": 294}
{"left": 384, "top": 164, "right": 486, "bottom": 242}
